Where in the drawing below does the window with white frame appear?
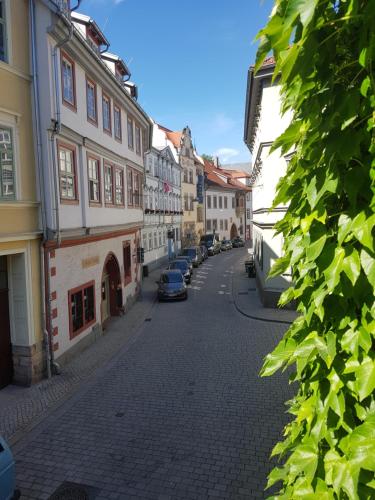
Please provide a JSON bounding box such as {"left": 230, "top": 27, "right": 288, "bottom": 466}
{"left": 0, "top": 1, "right": 8, "bottom": 62}
{"left": 104, "top": 163, "right": 113, "bottom": 203}
{"left": 87, "top": 156, "right": 100, "bottom": 203}
{"left": 114, "top": 105, "right": 122, "bottom": 141}
{"left": 224, "top": 219, "right": 228, "bottom": 231}
{"left": 61, "top": 52, "right": 76, "bottom": 108}
{"left": 148, "top": 232, "right": 152, "bottom": 250}
{"left": 219, "top": 196, "right": 223, "bottom": 209}
{"left": 0, "top": 126, "right": 15, "bottom": 199}
{"left": 220, "top": 219, "right": 223, "bottom": 230}
{"left": 86, "top": 77, "right": 97, "bottom": 124}
{"left": 135, "top": 124, "right": 141, "bottom": 155}
{"left": 206, "top": 219, "right": 212, "bottom": 231}
{"left": 207, "top": 195, "right": 211, "bottom": 209}
{"left": 224, "top": 196, "right": 228, "bottom": 209}
{"left": 143, "top": 233, "right": 147, "bottom": 252}
{"left": 58, "top": 143, "right": 77, "bottom": 201}
{"left": 102, "top": 93, "right": 111, "bottom": 134}
{"left": 127, "top": 116, "right": 134, "bottom": 149}
{"left": 154, "top": 231, "right": 157, "bottom": 248}
{"left": 213, "top": 196, "right": 217, "bottom": 209}
{"left": 189, "top": 194, "right": 194, "bottom": 211}
{"left": 159, "top": 231, "right": 162, "bottom": 247}
{"left": 114, "top": 167, "right": 124, "bottom": 205}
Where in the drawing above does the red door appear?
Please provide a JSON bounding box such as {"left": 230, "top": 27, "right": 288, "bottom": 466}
{"left": 0, "top": 256, "right": 13, "bottom": 389}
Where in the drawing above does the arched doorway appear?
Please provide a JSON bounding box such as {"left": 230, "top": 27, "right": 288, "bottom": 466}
{"left": 101, "top": 253, "right": 122, "bottom": 323}
{"left": 230, "top": 223, "right": 238, "bottom": 240}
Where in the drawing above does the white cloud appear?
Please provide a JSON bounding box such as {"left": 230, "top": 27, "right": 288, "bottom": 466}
{"left": 214, "top": 147, "right": 239, "bottom": 163}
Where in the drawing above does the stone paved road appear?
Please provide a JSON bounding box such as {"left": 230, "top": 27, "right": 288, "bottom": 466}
{"left": 13, "top": 248, "right": 293, "bottom": 499}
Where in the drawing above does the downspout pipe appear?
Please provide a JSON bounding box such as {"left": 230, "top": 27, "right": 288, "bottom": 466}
{"left": 30, "top": 0, "right": 51, "bottom": 379}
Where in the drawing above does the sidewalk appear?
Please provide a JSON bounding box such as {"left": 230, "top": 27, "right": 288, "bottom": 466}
{"left": 0, "top": 266, "right": 163, "bottom": 445}
{"left": 231, "top": 251, "right": 298, "bottom": 325}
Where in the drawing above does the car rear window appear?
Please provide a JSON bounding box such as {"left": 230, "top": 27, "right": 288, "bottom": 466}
{"left": 170, "top": 261, "right": 187, "bottom": 270}
{"left": 161, "top": 272, "right": 183, "bottom": 283}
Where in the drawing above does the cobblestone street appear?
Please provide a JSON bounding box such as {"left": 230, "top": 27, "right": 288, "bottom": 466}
{"left": 11, "top": 248, "right": 293, "bottom": 499}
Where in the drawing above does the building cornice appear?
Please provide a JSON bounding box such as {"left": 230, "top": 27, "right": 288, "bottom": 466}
{"left": 0, "top": 201, "right": 40, "bottom": 209}
{"left": 0, "top": 60, "right": 31, "bottom": 82}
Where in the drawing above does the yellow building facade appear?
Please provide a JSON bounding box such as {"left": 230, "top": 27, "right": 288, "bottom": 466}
{"left": 0, "top": 0, "right": 44, "bottom": 388}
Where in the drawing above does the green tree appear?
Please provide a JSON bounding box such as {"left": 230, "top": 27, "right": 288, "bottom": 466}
{"left": 255, "top": 0, "right": 375, "bottom": 497}
{"left": 201, "top": 154, "right": 214, "bottom": 163}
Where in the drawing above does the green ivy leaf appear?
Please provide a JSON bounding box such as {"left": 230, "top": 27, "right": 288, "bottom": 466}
{"left": 323, "top": 247, "right": 345, "bottom": 291}
{"left": 284, "top": 0, "right": 319, "bottom": 29}
{"left": 351, "top": 212, "right": 375, "bottom": 252}
{"left": 342, "top": 248, "right": 361, "bottom": 285}
{"left": 360, "top": 248, "right": 375, "bottom": 287}
{"left": 268, "top": 255, "right": 290, "bottom": 278}
{"left": 355, "top": 356, "right": 375, "bottom": 401}
{"left": 340, "top": 415, "right": 375, "bottom": 471}
{"left": 337, "top": 214, "right": 353, "bottom": 245}
{"left": 287, "top": 439, "right": 318, "bottom": 482}
{"left": 260, "top": 337, "right": 297, "bottom": 377}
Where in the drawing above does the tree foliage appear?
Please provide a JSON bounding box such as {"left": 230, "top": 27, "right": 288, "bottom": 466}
{"left": 201, "top": 153, "right": 214, "bottom": 162}
{"left": 255, "top": 0, "right": 375, "bottom": 497}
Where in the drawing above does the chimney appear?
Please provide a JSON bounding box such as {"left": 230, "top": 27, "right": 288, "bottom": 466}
{"left": 214, "top": 156, "right": 220, "bottom": 168}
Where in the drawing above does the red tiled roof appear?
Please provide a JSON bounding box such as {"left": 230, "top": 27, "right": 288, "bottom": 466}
{"left": 157, "top": 124, "right": 182, "bottom": 148}
{"left": 203, "top": 159, "right": 251, "bottom": 191}
{"left": 221, "top": 169, "right": 251, "bottom": 179}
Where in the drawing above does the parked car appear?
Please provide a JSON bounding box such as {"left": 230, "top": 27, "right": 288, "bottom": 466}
{"left": 221, "top": 239, "right": 232, "bottom": 251}
{"left": 156, "top": 270, "right": 188, "bottom": 301}
{"left": 200, "top": 245, "right": 208, "bottom": 260}
{"left": 0, "top": 435, "right": 20, "bottom": 500}
{"left": 175, "top": 255, "right": 193, "bottom": 273}
{"left": 220, "top": 240, "right": 228, "bottom": 251}
{"left": 166, "top": 259, "right": 192, "bottom": 284}
{"left": 200, "top": 234, "right": 221, "bottom": 255}
{"left": 182, "top": 247, "right": 203, "bottom": 267}
{"left": 232, "top": 236, "right": 245, "bottom": 248}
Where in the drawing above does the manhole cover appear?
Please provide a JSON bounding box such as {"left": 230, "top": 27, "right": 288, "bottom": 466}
{"left": 49, "top": 482, "right": 99, "bottom": 500}
{"left": 238, "top": 292, "right": 248, "bottom": 295}
{"left": 248, "top": 288, "right": 256, "bottom": 291}
{"left": 144, "top": 318, "right": 152, "bottom": 322}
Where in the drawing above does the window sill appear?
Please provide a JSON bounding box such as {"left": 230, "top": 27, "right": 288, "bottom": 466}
{"left": 70, "top": 318, "right": 96, "bottom": 340}
{"left": 87, "top": 117, "right": 98, "bottom": 127}
{"left": 62, "top": 100, "right": 77, "bottom": 113}
{"left": 61, "top": 198, "right": 79, "bottom": 205}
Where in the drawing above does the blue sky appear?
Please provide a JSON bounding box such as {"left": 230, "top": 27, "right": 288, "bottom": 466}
{"left": 81, "top": 0, "right": 274, "bottom": 164}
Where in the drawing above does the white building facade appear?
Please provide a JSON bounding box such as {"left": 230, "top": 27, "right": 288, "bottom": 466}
{"left": 33, "top": 4, "right": 152, "bottom": 364}
{"left": 203, "top": 160, "right": 249, "bottom": 240}
{"left": 142, "top": 122, "right": 182, "bottom": 272}
{"left": 244, "top": 56, "right": 293, "bottom": 307}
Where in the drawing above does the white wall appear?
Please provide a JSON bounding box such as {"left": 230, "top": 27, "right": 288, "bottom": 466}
{"left": 205, "top": 189, "right": 241, "bottom": 239}
{"left": 50, "top": 231, "right": 140, "bottom": 356}
{"left": 251, "top": 81, "right": 293, "bottom": 303}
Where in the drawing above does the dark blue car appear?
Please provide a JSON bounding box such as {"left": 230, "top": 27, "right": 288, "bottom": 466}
{"left": 156, "top": 270, "right": 188, "bottom": 301}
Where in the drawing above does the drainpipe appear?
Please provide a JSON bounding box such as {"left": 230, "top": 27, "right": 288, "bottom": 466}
{"left": 30, "top": 0, "right": 52, "bottom": 378}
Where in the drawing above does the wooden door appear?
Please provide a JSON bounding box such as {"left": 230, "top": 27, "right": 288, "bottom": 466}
{"left": 0, "top": 256, "right": 13, "bottom": 389}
